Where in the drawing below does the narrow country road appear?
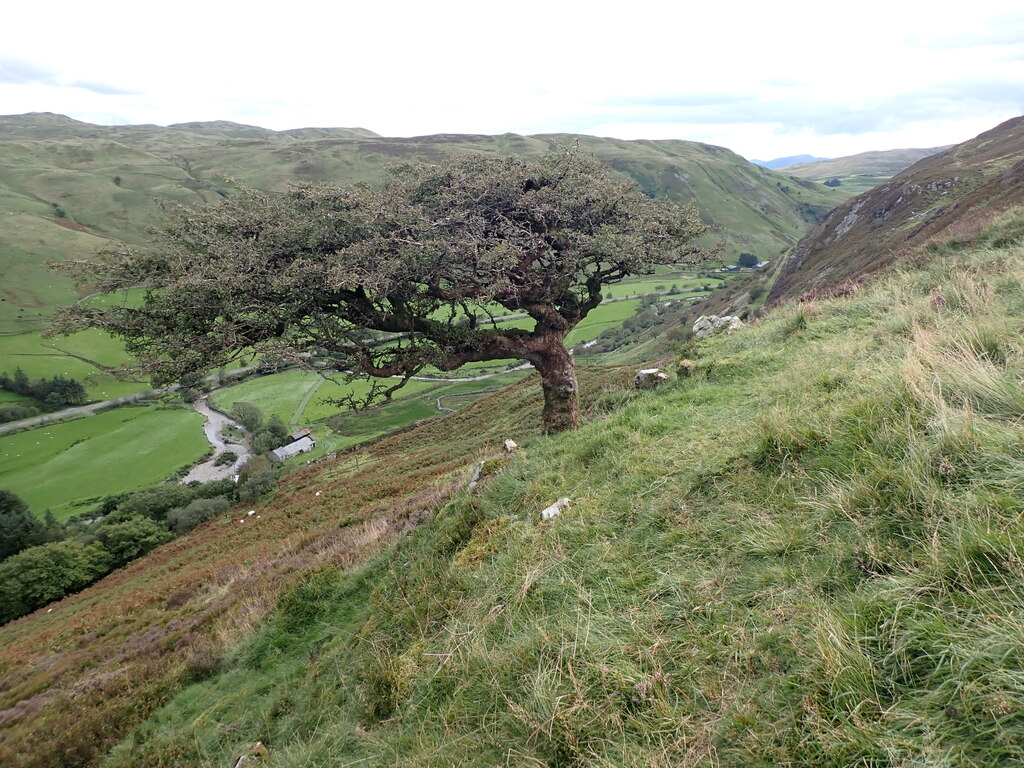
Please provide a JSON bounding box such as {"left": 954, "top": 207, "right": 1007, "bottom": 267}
{"left": 0, "top": 388, "right": 166, "bottom": 435}
{"left": 0, "top": 365, "right": 261, "bottom": 436}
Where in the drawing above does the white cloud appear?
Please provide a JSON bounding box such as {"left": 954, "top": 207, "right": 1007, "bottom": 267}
{"left": 2, "top": 0, "right": 1022, "bottom": 159}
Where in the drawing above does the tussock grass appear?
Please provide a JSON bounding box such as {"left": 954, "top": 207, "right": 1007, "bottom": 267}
{"left": 11, "top": 210, "right": 1024, "bottom": 766}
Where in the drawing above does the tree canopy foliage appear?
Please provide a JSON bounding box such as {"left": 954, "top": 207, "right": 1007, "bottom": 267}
{"left": 0, "top": 368, "right": 87, "bottom": 410}
{"left": 0, "top": 490, "right": 41, "bottom": 561}
{"left": 54, "top": 151, "right": 711, "bottom": 431}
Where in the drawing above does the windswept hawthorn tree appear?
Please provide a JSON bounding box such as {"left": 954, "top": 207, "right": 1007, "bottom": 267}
{"left": 52, "top": 151, "right": 710, "bottom": 432}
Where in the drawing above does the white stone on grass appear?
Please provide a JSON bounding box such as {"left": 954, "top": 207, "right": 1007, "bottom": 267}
{"left": 540, "top": 497, "right": 571, "bottom": 520}
{"left": 467, "top": 460, "right": 485, "bottom": 489}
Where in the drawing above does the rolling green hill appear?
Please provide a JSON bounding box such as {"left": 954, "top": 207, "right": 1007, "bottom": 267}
{"left": 779, "top": 146, "right": 950, "bottom": 196}
{"left": 2, "top": 201, "right": 1023, "bottom": 766}
{"left": 0, "top": 112, "right": 839, "bottom": 334}
{"left": 0, "top": 113, "right": 840, "bottom": 427}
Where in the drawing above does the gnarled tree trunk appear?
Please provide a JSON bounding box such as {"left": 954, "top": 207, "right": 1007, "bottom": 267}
{"left": 529, "top": 337, "right": 579, "bottom": 433}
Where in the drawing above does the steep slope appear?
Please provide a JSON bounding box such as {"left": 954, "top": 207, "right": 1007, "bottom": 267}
{"left": 768, "top": 115, "right": 1024, "bottom": 305}
{"left": 4, "top": 209, "right": 1024, "bottom": 766}
{"left": 0, "top": 114, "right": 839, "bottom": 332}
{"left": 0, "top": 366, "right": 635, "bottom": 767}
{"left": 781, "top": 146, "right": 950, "bottom": 196}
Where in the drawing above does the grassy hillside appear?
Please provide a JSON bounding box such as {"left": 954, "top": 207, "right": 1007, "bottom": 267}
{"left": 0, "top": 131, "right": 221, "bottom": 334}
{"left": 0, "top": 364, "right": 637, "bottom": 767}
{"left": 781, "top": 146, "right": 948, "bottom": 196}
{"left": 0, "top": 113, "right": 838, "bottom": 327}
{"left": 2, "top": 207, "right": 1023, "bottom": 765}
{"left": 0, "top": 114, "right": 836, "bottom": 422}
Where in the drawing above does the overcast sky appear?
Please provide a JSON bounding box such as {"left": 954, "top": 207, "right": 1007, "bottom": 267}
{"left": 2, "top": 0, "right": 1022, "bottom": 161}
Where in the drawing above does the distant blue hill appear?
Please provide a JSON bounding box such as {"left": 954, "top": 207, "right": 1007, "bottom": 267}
{"left": 751, "top": 154, "right": 829, "bottom": 169}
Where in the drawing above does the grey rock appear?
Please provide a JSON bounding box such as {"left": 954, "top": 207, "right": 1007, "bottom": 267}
{"left": 467, "top": 460, "right": 485, "bottom": 489}
{"left": 635, "top": 368, "right": 669, "bottom": 389}
{"left": 692, "top": 314, "right": 743, "bottom": 338}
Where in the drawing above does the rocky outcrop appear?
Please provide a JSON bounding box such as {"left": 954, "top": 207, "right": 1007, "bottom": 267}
{"left": 692, "top": 315, "right": 743, "bottom": 338}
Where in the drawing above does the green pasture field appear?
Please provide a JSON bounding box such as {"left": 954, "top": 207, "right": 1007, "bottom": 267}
{"left": 609, "top": 275, "right": 704, "bottom": 297}
{"left": 44, "top": 328, "right": 132, "bottom": 367}
{"left": 304, "top": 376, "right": 435, "bottom": 422}
{"left": 489, "top": 297, "right": 644, "bottom": 334}
{"left": 80, "top": 288, "right": 148, "bottom": 310}
{"left": 209, "top": 370, "right": 314, "bottom": 426}
{"left": 416, "top": 299, "right": 647, "bottom": 376}
{"left": 211, "top": 368, "right": 534, "bottom": 463}
{"left": 0, "top": 405, "right": 207, "bottom": 521}
{"left": 0, "top": 330, "right": 146, "bottom": 401}
{"left": 209, "top": 370, "right": 437, "bottom": 428}
{"left": 0, "top": 390, "right": 34, "bottom": 404}
{"left": 427, "top": 358, "right": 520, "bottom": 374}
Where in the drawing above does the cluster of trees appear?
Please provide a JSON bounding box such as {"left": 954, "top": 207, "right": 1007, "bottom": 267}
{"left": 0, "top": 367, "right": 87, "bottom": 418}
{"left": 0, "top": 403, "right": 41, "bottom": 423}
{"left": 0, "top": 489, "right": 161, "bottom": 623}
{"left": 229, "top": 402, "right": 290, "bottom": 455}
{"left": 0, "top": 461, "right": 280, "bottom": 624}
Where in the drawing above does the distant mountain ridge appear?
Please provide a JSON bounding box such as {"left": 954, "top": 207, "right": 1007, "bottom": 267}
{"left": 781, "top": 146, "right": 947, "bottom": 176}
{"left": 767, "top": 115, "right": 1024, "bottom": 304}
{"left": 751, "top": 154, "right": 828, "bottom": 169}
{"left": 0, "top": 112, "right": 380, "bottom": 140}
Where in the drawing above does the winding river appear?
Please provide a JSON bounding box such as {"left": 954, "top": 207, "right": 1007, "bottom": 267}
{"left": 180, "top": 396, "right": 250, "bottom": 483}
